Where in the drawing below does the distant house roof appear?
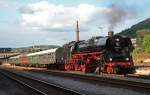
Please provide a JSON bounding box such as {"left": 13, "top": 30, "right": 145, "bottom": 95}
{"left": 0, "top": 48, "right": 11, "bottom": 53}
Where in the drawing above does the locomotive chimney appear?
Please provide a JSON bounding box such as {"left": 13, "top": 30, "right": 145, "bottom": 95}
{"left": 76, "top": 20, "right": 80, "bottom": 42}
{"left": 108, "top": 31, "right": 114, "bottom": 37}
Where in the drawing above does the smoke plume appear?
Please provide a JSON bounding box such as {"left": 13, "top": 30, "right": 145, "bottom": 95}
{"left": 105, "top": 5, "right": 133, "bottom": 31}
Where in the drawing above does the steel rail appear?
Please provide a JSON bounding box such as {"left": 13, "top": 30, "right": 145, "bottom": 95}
{"left": 0, "top": 70, "right": 46, "bottom": 95}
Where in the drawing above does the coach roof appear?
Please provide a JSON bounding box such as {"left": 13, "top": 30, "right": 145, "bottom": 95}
{"left": 27, "top": 48, "right": 58, "bottom": 56}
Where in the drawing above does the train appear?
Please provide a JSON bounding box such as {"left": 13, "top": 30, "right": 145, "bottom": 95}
{"left": 8, "top": 31, "right": 134, "bottom": 74}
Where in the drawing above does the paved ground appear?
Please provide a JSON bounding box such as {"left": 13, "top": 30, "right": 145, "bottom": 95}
{"left": 0, "top": 72, "right": 39, "bottom": 95}
{"left": 14, "top": 69, "right": 149, "bottom": 95}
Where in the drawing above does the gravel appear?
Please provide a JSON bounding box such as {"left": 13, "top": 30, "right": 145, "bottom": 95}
{"left": 13, "top": 70, "right": 149, "bottom": 95}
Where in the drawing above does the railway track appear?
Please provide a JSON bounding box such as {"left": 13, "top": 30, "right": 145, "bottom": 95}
{"left": 0, "top": 70, "right": 45, "bottom": 95}
{"left": 125, "top": 74, "right": 150, "bottom": 80}
{"left": 29, "top": 69, "right": 150, "bottom": 94}
{"left": 0, "top": 68, "right": 84, "bottom": 95}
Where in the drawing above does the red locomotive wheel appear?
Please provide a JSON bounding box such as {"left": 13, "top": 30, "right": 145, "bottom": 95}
{"left": 81, "top": 65, "right": 86, "bottom": 72}
{"left": 64, "top": 64, "right": 71, "bottom": 71}
{"left": 106, "top": 66, "right": 113, "bottom": 74}
{"left": 74, "top": 64, "right": 79, "bottom": 71}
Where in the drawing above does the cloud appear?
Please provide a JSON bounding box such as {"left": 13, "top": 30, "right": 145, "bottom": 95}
{"left": 0, "top": 0, "right": 22, "bottom": 10}
{"left": 20, "top": 1, "right": 110, "bottom": 32}
{"left": 0, "top": 0, "right": 140, "bottom": 47}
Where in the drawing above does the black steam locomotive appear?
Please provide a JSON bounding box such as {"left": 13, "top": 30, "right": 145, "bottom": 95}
{"left": 62, "top": 32, "right": 134, "bottom": 73}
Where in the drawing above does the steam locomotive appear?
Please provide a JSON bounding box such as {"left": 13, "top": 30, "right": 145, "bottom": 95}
{"left": 61, "top": 32, "right": 134, "bottom": 73}
{"left": 8, "top": 32, "right": 134, "bottom": 74}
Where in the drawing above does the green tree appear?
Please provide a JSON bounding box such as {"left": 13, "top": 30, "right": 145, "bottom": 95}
{"left": 132, "top": 29, "right": 150, "bottom": 54}
{"left": 136, "top": 29, "right": 150, "bottom": 47}
{"left": 143, "top": 35, "right": 150, "bottom": 53}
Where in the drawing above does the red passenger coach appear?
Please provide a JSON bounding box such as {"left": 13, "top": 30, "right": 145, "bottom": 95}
{"left": 19, "top": 55, "right": 28, "bottom": 64}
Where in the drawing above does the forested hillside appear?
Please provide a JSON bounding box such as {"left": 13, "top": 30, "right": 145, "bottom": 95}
{"left": 118, "top": 18, "right": 150, "bottom": 38}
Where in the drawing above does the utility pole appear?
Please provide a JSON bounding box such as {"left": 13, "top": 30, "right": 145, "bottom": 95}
{"left": 76, "top": 20, "right": 80, "bottom": 42}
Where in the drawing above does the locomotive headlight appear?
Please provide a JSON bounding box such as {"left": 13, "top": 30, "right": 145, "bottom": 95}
{"left": 116, "top": 38, "right": 120, "bottom": 41}
{"left": 109, "top": 58, "right": 112, "bottom": 61}
{"left": 126, "top": 58, "right": 129, "bottom": 61}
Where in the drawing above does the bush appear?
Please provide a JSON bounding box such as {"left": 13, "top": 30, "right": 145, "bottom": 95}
{"left": 132, "top": 47, "right": 143, "bottom": 56}
{"left": 143, "top": 35, "right": 150, "bottom": 53}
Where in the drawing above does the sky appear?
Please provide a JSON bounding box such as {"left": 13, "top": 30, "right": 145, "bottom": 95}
{"left": 0, "top": 0, "right": 149, "bottom": 48}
